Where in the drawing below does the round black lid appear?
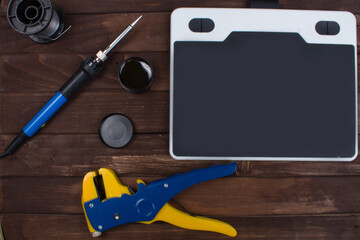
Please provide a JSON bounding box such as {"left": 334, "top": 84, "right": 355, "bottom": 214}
{"left": 98, "top": 114, "right": 133, "bottom": 148}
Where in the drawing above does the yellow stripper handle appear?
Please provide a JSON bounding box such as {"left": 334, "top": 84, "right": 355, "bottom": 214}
{"left": 136, "top": 179, "right": 237, "bottom": 237}
{"left": 81, "top": 171, "right": 98, "bottom": 234}
{"left": 144, "top": 203, "right": 237, "bottom": 237}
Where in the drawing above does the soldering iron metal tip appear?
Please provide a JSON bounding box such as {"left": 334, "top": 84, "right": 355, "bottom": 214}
{"left": 99, "top": 15, "right": 142, "bottom": 59}
{"left": 130, "top": 15, "right": 142, "bottom": 28}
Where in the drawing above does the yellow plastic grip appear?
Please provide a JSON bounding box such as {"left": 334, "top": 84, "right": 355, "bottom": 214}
{"left": 81, "top": 171, "right": 98, "bottom": 234}
{"left": 137, "top": 179, "right": 237, "bottom": 237}
{"left": 143, "top": 203, "right": 237, "bottom": 237}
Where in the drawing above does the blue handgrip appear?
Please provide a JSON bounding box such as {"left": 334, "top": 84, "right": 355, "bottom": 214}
{"left": 84, "top": 163, "right": 237, "bottom": 232}
{"left": 147, "top": 162, "right": 237, "bottom": 197}
{"left": 23, "top": 92, "right": 67, "bottom": 137}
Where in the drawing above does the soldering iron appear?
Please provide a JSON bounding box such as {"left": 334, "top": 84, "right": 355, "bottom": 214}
{"left": 0, "top": 16, "right": 142, "bottom": 158}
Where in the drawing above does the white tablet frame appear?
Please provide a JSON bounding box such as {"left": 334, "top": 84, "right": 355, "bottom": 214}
{"left": 170, "top": 8, "right": 358, "bottom": 161}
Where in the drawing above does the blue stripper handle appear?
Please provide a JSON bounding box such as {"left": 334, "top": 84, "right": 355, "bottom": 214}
{"left": 143, "top": 162, "right": 237, "bottom": 213}
{"left": 147, "top": 162, "right": 237, "bottom": 193}
{"left": 84, "top": 163, "right": 237, "bottom": 232}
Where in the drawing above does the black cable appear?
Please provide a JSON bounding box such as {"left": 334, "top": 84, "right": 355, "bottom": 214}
{"left": 0, "top": 131, "right": 29, "bottom": 158}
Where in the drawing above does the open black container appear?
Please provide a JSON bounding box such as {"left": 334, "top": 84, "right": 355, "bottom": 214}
{"left": 7, "top": 0, "right": 68, "bottom": 44}
{"left": 118, "top": 57, "right": 154, "bottom": 93}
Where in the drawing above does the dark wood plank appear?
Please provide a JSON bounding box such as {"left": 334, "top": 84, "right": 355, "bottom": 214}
{"left": 1, "top": 133, "right": 360, "bottom": 177}
{"left": 2, "top": 176, "right": 360, "bottom": 216}
{"left": 1, "top": 214, "right": 360, "bottom": 240}
{"left": 0, "top": 179, "right": 2, "bottom": 213}
{"left": 0, "top": 0, "right": 248, "bottom": 15}
{"left": 0, "top": 53, "right": 358, "bottom": 93}
{"left": 0, "top": 92, "right": 169, "bottom": 134}
{"left": 0, "top": 13, "right": 170, "bottom": 54}
{"left": 2, "top": 91, "right": 360, "bottom": 135}
{"left": 248, "top": 159, "right": 360, "bottom": 177}
{"left": 1, "top": 0, "right": 360, "bottom": 15}
{"left": 0, "top": 134, "right": 235, "bottom": 177}
{"left": 0, "top": 135, "right": 359, "bottom": 177}
{"left": 0, "top": 52, "right": 169, "bottom": 92}
{"left": 0, "top": 13, "right": 359, "bottom": 54}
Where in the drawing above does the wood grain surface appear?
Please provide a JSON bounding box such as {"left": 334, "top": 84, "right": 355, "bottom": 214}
{"left": 0, "top": 0, "right": 359, "bottom": 239}
{"left": 2, "top": 176, "right": 360, "bottom": 215}
{"left": 1, "top": 134, "right": 360, "bottom": 177}
{"left": 2, "top": 214, "right": 359, "bottom": 240}
{"left": 0, "top": 53, "right": 170, "bottom": 92}
{"left": 1, "top": 0, "right": 360, "bottom": 15}
{"left": 0, "top": 13, "right": 359, "bottom": 54}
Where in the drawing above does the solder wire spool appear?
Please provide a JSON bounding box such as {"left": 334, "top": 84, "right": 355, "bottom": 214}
{"left": 7, "top": 0, "right": 70, "bottom": 44}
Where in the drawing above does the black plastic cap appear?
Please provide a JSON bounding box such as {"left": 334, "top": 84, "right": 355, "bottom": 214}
{"left": 98, "top": 114, "right": 133, "bottom": 148}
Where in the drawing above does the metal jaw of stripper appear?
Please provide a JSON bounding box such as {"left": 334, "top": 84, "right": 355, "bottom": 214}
{"left": 96, "top": 15, "right": 142, "bottom": 63}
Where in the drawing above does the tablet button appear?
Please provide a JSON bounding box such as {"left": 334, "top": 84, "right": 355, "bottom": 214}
{"left": 315, "top": 21, "right": 327, "bottom": 35}
{"left": 202, "top": 19, "right": 215, "bottom": 32}
{"left": 316, "top": 21, "right": 340, "bottom": 35}
{"left": 189, "top": 18, "right": 214, "bottom": 32}
{"left": 189, "top": 19, "right": 201, "bottom": 32}
{"left": 328, "top": 21, "right": 340, "bottom": 35}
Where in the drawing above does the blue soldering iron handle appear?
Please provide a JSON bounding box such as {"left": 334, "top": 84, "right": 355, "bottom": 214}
{"left": 0, "top": 57, "right": 101, "bottom": 157}
{"left": 22, "top": 92, "right": 68, "bottom": 137}
{"left": 23, "top": 57, "right": 101, "bottom": 137}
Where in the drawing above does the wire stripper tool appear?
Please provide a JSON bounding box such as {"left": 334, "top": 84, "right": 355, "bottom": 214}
{"left": 82, "top": 163, "right": 238, "bottom": 237}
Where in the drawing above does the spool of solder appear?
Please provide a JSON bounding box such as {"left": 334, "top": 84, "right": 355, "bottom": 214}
{"left": 7, "top": 0, "right": 71, "bottom": 44}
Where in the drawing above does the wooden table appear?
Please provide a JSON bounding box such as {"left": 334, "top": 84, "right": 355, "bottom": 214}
{"left": 0, "top": 0, "right": 359, "bottom": 239}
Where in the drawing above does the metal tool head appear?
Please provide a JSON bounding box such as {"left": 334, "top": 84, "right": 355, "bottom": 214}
{"left": 82, "top": 168, "right": 132, "bottom": 236}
